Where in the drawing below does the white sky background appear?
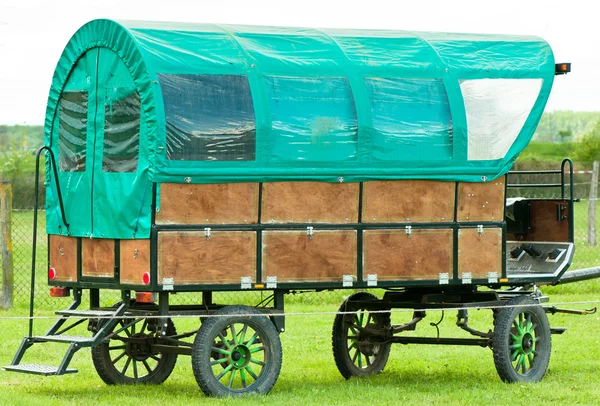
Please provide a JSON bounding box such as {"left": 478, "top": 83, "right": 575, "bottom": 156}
{"left": 0, "top": 0, "right": 598, "bottom": 125}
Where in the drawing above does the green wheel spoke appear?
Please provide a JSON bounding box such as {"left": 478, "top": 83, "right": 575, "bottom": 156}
{"left": 132, "top": 360, "right": 138, "bottom": 379}
{"left": 228, "top": 368, "right": 237, "bottom": 388}
{"left": 211, "top": 358, "right": 229, "bottom": 366}
{"left": 358, "top": 312, "right": 364, "bottom": 327}
{"left": 511, "top": 349, "right": 520, "bottom": 362}
{"left": 212, "top": 346, "right": 231, "bottom": 356}
{"left": 249, "top": 346, "right": 265, "bottom": 354}
{"left": 527, "top": 352, "right": 534, "bottom": 367}
{"left": 230, "top": 324, "right": 238, "bottom": 345}
{"left": 218, "top": 334, "right": 232, "bottom": 349}
{"left": 246, "top": 332, "right": 259, "bottom": 347}
{"left": 239, "top": 324, "right": 248, "bottom": 344}
{"left": 245, "top": 365, "right": 259, "bottom": 380}
{"left": 348, "top": 341, "right": 358, "bottom": 352}
{"left": 510, "top": 333, "right": 519, "bottom": 342}
{"left": 525, "top": 314, "right": 531, "bottom": 333}
{"left": 109, "top": 345, "right": 126, "bottom": 351}
{"left": 357, "top": 352, "right": 363, "bottom": 368}
{"left": 216, "top": 364, "right": 234, "bottom": 381}
{"left": 365, "top": 355, "right": 371, "bottom": 367}
{"left": 513, "top": 319, "right": 523, "bottom": 336}
{"left": 240, "top": 368, "right": 247, "bottom": 388}
{"left": 509, "top": 343, "right": 522, "bottom": 350}
{"left": 250, "top": 358, "right": 265, "bottom": 366}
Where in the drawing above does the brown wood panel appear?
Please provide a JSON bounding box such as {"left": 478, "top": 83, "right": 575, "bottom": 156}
{"left": 261, "top": 182, "right": 359, "bottom": 224}
{"left": 363, "top": 229, "right": 453, "bottom": 280}
{"left": 120, "top": 239, "right": 150, "bottom": 285}
{"left": 507, "top": 200, "right": 569, "bottom": 242}
{"left": 458, "top": 228, "right": 502, "bottom": 279}
{"left": 158, "top": 231, "right": 256, "bottom": 285}
{"left": 156, "top": 183, "right": 259, "bottom": 224}
{"left": 362, "top": 180, "right": 455, "bottom": 223}
{"left": 82, "top": 239, "right": 115, "bottom": 278}
{"left": 262, "top": 230, "right": 357, "bottom": 283}
{"left": 49, "top": 235, "right": 78, "bottom": 282}
{"left": 457, "top": 178, "right": 505, "bottom": 222}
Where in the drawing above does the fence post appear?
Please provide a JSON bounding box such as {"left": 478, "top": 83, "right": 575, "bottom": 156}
{"left": 588, "top": 161, "right": 599, "bottom": 246}
{"left": 0, "top": 181, "right": 14, "bottom": 309}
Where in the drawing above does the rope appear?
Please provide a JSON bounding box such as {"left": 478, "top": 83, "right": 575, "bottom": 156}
{"left": 0, "top": 299, "right": 597, "bottom": 320}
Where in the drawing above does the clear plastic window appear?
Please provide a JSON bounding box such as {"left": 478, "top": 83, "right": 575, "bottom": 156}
{"left": 103, "top": 89, "right": 140, "bottom": 172}
{"left": 366, "top": 78, "right": 453, "bottom": 161}
{"left": 265, "top": 76, "right": 358, "bottom": 162}
{"left": 59, "top": 91, "right": 88, "bottom": 172}
{"left": 158, "top": 74, "right": 256, "bottom": 161}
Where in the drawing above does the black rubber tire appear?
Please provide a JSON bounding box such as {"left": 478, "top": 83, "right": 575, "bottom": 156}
{"left": 192, "top": 305, "right": 282, "bottom": 397}
{"left": 91, "top": 317, "right": 178, "bottom": 385}
{"left": 493, "top": 295, "right": 551, "bottom": 383}
{"left": 332, "top": 292, "right": 391, "bottom": 379}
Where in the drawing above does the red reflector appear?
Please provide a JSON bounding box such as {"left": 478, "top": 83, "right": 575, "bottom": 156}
{"left": 136, "top": 291, "right": 155, "bottom": 303}
{"left": 142, "top": 272, "right": 151, "bottom": 285}
{"left": 48, "top": 268, "right": 57, "bottom": 280}
{"left": 50, "top": 287, "right": 70, "bottom": 297}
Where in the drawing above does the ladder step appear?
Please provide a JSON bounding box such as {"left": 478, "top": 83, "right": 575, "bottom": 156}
{"left": 55, "top": 309, "right": 117, "bottom": 318}
{"left": 2, "top": 364, "right": 78, "bottom": 376}
{"left": 33, "top": 335, "right": 93, "bottom": 344}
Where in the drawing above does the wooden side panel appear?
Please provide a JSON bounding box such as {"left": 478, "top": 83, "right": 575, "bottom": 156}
{"left": 82, "top": 239, "right": 115, "bottom": 278}
{"left": 507, "top": 200, "right": 569, "bottom": 242}
{"left": 262, "top": 230, "right": 357, "bottom": 283}
{"left": 458, "top": 228, "right": 502, "bottom": 279}
{"left": 457, "top": 178, "right": 505, "bottom": 222}
{"left": 120, "top": 239, "right": 150, "bottom": 285}
{"left": 49, "top": 235, "right": 78, "bottom": 282}
{"left": 158, "top": 231, "right": 256, "bottom": 285}
{"left": 262, "top": 182, "right": 359, "bottom": 223}
{"left": 362, "top": 180, "right": 455, "bottom": 223}
{"left": 156, "top": 183, "right": 259, "bottom": 224}
{"left": 363, "top": 229, "right": 453, "bottom": 280}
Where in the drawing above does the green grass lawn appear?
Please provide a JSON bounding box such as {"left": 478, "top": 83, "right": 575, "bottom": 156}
{"left": 0, "top": 297, "right": 599, "bottom": 406}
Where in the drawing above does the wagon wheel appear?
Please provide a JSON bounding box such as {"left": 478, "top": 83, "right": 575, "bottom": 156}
{"left": 492, "top": 295, "right": 551, "bottom": 383}
{"left": 192, "top": 305, "right": 282, "bottom": 397}
{"left": 332, "top": 292, "right": 391, "bottom": 379}
{"left": 91, "top": 317, "right": 178, "bottom": 385}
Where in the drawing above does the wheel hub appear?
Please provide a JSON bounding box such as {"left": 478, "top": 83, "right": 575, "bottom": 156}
{"left": 126, "top": 333, "right": 154, "bottom": 361}
{"left": 230, "top": 345, "right": 251, "bottom": 369}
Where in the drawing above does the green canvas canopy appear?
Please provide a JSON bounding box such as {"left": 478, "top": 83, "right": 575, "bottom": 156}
{"left": 44, "top": 19, "right": 555, "bottom": 239}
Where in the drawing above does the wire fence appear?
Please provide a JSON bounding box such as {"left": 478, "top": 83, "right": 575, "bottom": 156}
{"left": 1, "top": 171, "right": 600, "bottom": 311}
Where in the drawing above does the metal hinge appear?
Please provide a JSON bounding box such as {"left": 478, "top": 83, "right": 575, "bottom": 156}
{"left": 439, "top": 273, "right": 449, "bottom": 285}
{"left": 241, "top": 276, "right": 252, "bottom": 289}
{"left": 204, "top": 227, "right": 211, "bottom": 240}
{"left": 266, "top": 276, "right": 277, "bottom": 289}
{"left": 477, "top": 225, "right": 484, "bottom": 235}
{"left": 307, "top": 226, "right": 314, "bottom": 239}
{"left": 367, "top": 274, "right": 378, "bottom": 287}
{"left": 462, "top": 272, "right": 473, "bottom": 284}
{"left": 342, "top": 275, "right": 354, "bottom": 287}
{"left": 405, "top": 226, "right": 412, "bottom": 236}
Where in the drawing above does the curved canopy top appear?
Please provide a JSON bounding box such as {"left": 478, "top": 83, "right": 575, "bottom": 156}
{"left": 45, "top": 19, "right": 555, "bottom": 183}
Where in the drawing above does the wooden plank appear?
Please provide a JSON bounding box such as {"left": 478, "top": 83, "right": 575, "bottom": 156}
{"left": 49, "top": 235, "right": 78, "bottom": 282}
{"left": 363, "top": 229, "right": 453, "bottom": 280}
{"left": 507, "top": 200, "right": 569, "bottom": 242}
{"left": 0, "top": 182, "right": 14, "bottom": 308}
{"left": 156, "top": 183, "right": 259, "bottom": 224}
{"left": 82, "top": 239, "right": 115, "bottom": 278}
{"left": 158, "top": 231, "right": 256, "bottom": 285}
{"left": 261, "top": 182, "right": 359, "bottom": 223}
{"left": 457, "top": 178, "right": 505, "bottom": 222}
{"left": 120, "top": 239, "right": 150, "bottom": 285}
{"left": 262, "top": 230, "right": 357, "bottom": 283}
{"left": 458, "top": 228, "right": 502, "bottom": 279}
{"left": 362, "top": 180, "right": 455, "bottom": 223}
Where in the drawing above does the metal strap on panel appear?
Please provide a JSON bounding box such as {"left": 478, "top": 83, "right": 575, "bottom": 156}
{"left": 266, "top": 276, "right": 277, "bottom": 289}
{"left": 439, "top": 273, "right": 449, "bottom": 285}
{"left": 342, "top": 275, "right": 354, "bottom": 287}
{"left": 462, "top": 272, "right": 473, "bottom": 284}
{"left": 241, "top": 276, "right": 252, "bottom": 289}
{"left": 162, "top": 277, "right": 174, "bottom": 291}
{"left": 366, "top": 274, "right": 378, "bottom": 287}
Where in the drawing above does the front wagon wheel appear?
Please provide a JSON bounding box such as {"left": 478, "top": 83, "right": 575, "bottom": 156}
{"left": 192, "top": 305, "right": 282, "bottom": 397}
{"left": 493, "top": 295, "right": 551, "bottom": 383}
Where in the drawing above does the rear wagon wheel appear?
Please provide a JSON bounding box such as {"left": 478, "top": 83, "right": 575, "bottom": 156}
{"left": 493, "top": 295, "right": 551, "bottom": 383}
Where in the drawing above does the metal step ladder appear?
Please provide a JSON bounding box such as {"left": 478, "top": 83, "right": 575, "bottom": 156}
{"left": 2, "top": 292, "right": 127, "bottom": 376}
